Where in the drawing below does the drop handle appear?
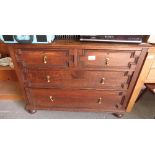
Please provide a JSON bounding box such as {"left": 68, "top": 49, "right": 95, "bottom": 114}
{"left": 43, "top": 55, "right": 47, "bottom": 64}
{"left": 46, "top": 75, "right": 51, "bottom": 83}
{"left": 100, "top": 78, "right": 105, "bottom": 84}
{"left": 49, "top": 96, "right": 54, "bottom": 102}
{"left": 105, "top": 57, "right": 110, "bottom": 66}
{"left": 98, "top": 97, "right": 102, "bottom": 104}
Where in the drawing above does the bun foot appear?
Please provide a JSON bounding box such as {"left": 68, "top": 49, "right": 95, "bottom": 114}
{"left": 26, "top": 109, "right": 37, "bottom": 114}
{"left": 113, "top": 113, "right": 124, "bottom": 118}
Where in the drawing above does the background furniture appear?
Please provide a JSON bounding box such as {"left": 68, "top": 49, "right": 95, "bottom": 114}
{"left": 9, "top": 40, "right": 149, "bottom": 117}
{"left": 0, "top": 42, "right": 22, "bottom": 100}
{"left": 144, "top": 48, "right": 155, "bottom": 94}
{"left": 145, "top": 48, "right": 155, "bottom": 83}
{"left": 127, "top": 47, "right": 155, "bottom": 112}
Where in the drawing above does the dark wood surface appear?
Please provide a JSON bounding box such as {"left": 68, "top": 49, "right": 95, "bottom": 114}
{"left": 25, "top": 69, "right": 130, "bottom": 90}
{"left": 78, "top": 49, "right": 140, "bottom": 69}
{"left": 26, "top": 88, "right": 124, "bottom": 111}
{"left": 15, "top": 49, "right": 71, "bottom": 68}
{"left": 0, "top": 42, "right": 9, "bottom": 56}
{"left": 9, "top": 40, "right": 149, "bottom": 114}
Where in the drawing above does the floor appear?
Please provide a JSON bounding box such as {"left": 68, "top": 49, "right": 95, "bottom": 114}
{"left": 0, "top": 90, "right": 155, "bottom": 119}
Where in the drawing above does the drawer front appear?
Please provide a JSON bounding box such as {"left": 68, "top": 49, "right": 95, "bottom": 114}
{"left": 25, "top": 69, "right": 132, "bottom": 90}
{"left": 146, "top": 69, "right": 155, "bottom": 83}
{"left": 16, "top": 49, "right": 73, "bottom": 68}
{"left": 78, "top": 49, "right": 141, "bottom": 69}
{"left": 27, "top": 88, "right": 125, "bottom": 110}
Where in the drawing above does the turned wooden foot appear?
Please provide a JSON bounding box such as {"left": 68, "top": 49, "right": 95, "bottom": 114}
{"left": 26, "top": 109, "right": 37, "bottom": 114}
{"left": 113, "top": 113, "right": 124, "bottom": 118}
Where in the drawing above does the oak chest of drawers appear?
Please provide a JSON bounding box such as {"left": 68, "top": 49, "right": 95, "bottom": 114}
{"left": 9, "top": 40, "right": 148, "bottom": 117}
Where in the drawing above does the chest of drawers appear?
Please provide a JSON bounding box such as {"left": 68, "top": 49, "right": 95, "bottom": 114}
{"left": 9, "top": 40, "right": 148, "bottom": 117}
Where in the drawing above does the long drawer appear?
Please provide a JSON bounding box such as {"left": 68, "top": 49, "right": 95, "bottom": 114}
{"left": 24, "top": 69, "right": 132, "bottom": 90}
{"left": 27, "top": 88, "right": 125, "bottom": 111}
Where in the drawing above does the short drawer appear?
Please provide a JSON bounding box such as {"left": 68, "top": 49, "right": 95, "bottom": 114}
{"left": 78, "top": 49, "right": 141, "bottom": 69}
{"left": 27, "top": 88, "right": 125, "bottom": 111}
{"left": 25, "top": 69, "right": 131, "bottom": 90}
{"left": 15, "top": 49, "right": 73, "bottom": 68}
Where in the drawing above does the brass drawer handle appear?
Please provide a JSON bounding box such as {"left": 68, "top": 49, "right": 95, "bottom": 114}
{"left": 49, "top": 96, "right": 54, "bottom": 102}
{"left": 43, "top": 55, "right": 47, "bottom": 64}
{"left": 98, "top": 97, "right": 102, "bottom": 104}
{"left": 100, "top": 78, "right": 105, "bottom": 84}
{"left": 46, "top": 75, "right": 51, "bottom": 83}
{"left": 105, "top": 57, "right": 110, "bottom": 66}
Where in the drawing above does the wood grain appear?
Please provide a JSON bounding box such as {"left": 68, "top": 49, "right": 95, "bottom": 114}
{"left": 0, "top": 81, "right": 23, "bottom": 100}
{"left": 25, "top": 69, "right": 129, "bottom": 90}
{"left": 146, "top": 69, "right": 155, "bottom": 83}
{"left": 27, "top": 88, "right": 124, "bottom": 111}
{"left": 0, "top": 70, "right": 17, "bottom": 81}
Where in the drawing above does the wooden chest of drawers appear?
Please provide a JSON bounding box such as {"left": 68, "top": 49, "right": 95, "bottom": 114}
{"left": 9, "top": 40, "right": 149, "bottom": 117}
